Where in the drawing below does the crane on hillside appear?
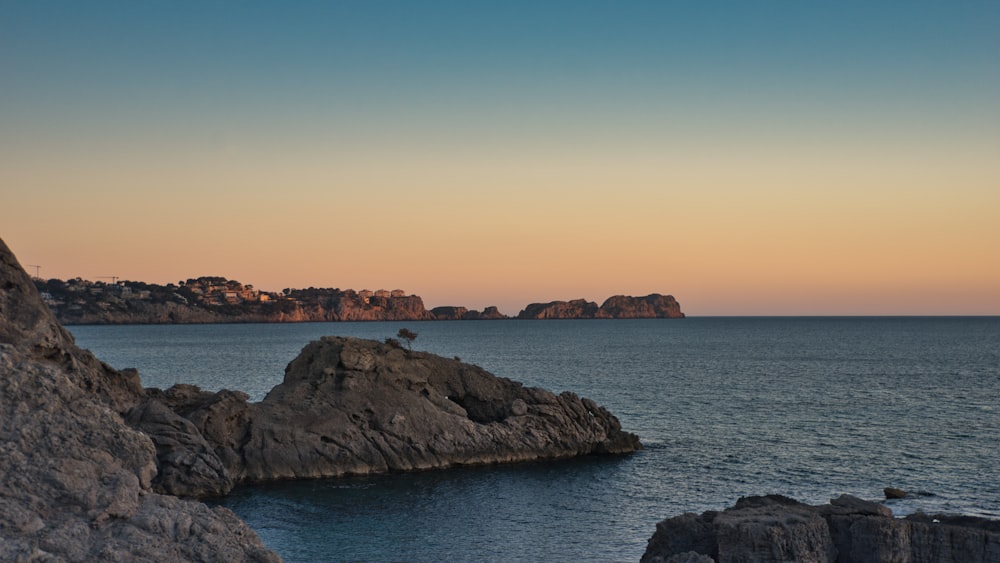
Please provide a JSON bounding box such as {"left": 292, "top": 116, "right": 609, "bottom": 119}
{"left": 97, "top": 276, "right": 119, "bottom": 284}
{"left": 27, "top": 265, "right": 42, "bottom": 279}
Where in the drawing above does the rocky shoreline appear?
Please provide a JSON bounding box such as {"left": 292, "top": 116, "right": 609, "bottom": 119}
{"left": 642, "top": 494, "right": 1000, "bottom": 563}
{"left": 1, "top": 237, "right": 640, "bottom": 560}
{"left": 5, "top": 236, "right": 997, "bottom": 561}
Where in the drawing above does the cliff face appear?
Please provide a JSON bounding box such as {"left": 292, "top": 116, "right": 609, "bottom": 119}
{"left": 517, "top": 294, "right": 685, "bottom": 320}
{"left": 642, "top": 494, "right": 1000, "bottom": 563}
{"left": 0, "top": 238, "right": 280, "bottom": 561}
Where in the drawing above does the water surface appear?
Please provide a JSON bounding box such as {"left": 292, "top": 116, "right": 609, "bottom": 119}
{"left": 70, "top": 317, "right": 1000, "bottom": 562}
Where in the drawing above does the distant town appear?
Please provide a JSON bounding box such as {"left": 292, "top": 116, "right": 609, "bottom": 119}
{"left": 32, "top": 276, "right": 683, "bottom": 324}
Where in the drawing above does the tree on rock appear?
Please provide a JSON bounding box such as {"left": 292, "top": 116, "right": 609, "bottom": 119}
{"left": 397, "top": 328, "right": 418, "bottom": 350}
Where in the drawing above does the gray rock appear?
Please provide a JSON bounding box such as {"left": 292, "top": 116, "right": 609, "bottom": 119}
{"left": 162, "top": 336, "right": 642, "bottom": 487}
{"left": 643, "top": 494, "right": 1000, "bottom": 563}
{"left": 0, "top": 238, "right": 281, "bottom": 562}
{"left": 884, "top": 487, "right": 907, "bottom": 499}
{"left": 126, "top": 398, "right": 234, "bottom": 497}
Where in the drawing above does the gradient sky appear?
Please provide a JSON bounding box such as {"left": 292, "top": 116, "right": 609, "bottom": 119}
{"left": 2, "top": 1, "right": 998, "bottom": 315}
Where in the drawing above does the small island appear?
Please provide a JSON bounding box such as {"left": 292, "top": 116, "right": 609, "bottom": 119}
{"left": 32, "top": 276, "right": 684, "bottom": 324}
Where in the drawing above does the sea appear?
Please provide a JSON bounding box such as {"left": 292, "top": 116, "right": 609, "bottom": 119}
{"left": 68, "top": 317, "right": 1000, "bottom": 562}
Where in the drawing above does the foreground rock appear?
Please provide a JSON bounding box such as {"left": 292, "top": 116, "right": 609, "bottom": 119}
{"left": 642, "top": 494, "right": 1000, "bottom": 563}
{"left": 0, "top": 238, "right": 280, "bottom": 561}
{"left": 141, "top": 336, "right": 642, "bottom": 493}
{"left": 517, "top": 294, "right": 685, "bottom": 319}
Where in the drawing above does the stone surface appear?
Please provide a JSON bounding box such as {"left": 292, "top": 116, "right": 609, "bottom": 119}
{"left": 884, "top": 486, "right": 907, "bottom": 499}
{"left": 642, "top": 494, "right": 1000, "bottom": 563}
{"left": 518, "top": 294, "right": 685, "bottom": 319}
{"left": 0, "top": 237, "right": 281, "bottom": 562}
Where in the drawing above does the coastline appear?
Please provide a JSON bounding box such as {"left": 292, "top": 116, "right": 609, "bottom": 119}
{"left": 33, "top": 276, "right": 684, "bottom": 325}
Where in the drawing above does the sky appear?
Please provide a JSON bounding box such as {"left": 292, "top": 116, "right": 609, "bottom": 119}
{"left": 2, "top": 1, "right": 998, "bottom": 315}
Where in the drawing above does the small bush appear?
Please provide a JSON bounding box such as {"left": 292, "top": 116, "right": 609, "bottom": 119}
{"left": 397, "top": 328, "right": 418, "bottom": 350}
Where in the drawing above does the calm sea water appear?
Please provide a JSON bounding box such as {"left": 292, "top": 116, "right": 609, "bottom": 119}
{"left": 69, "top": 318, "right": 1000, "bottom": 562}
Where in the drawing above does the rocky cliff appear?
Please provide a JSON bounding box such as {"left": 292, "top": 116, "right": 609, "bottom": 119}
{"left": 0, "top": 238, "right": 280, "bottom": 561}
{"left": 517, "top": 294, "right": 685, "bottom": 319}
{"left": 642, "top": 494, "right": 1000, "bottom": 563}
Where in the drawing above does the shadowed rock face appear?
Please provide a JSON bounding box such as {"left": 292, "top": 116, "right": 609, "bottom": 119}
{"left": 0, "top": 238, "right": 280, "bottom": 562}
{"left": 143, "top": 336, "right": 642, "bottom": 490}
{"left": 642, "top": 494, "right": 1000, "bottom": 563}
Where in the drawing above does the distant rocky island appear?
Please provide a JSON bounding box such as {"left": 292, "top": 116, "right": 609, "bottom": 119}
{"left": 32, "top": 276, "right": 685, "bottom": 324}
{"left": 517, "top": 294, "right": 684, "bottom": 320}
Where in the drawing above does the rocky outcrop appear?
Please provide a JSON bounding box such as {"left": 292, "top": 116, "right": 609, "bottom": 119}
{"left": 430, "top": 305, "right": 509, "bottom": 320}
{"left": 597, "top": 294, "right": 685, "bottom": 318}
{"left": 518, "top": 298, "right": 602, "bottom": 319}
{"left": 139, "top": 336, "right": 641, "bottom": 493}
{"left": 517, "top": 294, "right": 685, "bottom": 319}
{"left": 642, "top": 494, "right": 1000, "bottom": 563}
{"left": 479, "top": 306, "right": 506, "bottom": 320}
{"left": 0, "top": 238, "right": 280, "bottom": 561}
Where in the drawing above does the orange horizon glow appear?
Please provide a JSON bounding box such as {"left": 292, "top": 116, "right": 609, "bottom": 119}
{"left": 3, "top": 3, "right": 998, "bottom": 316}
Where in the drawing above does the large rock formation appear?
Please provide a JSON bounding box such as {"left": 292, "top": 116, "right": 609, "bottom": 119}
{"left": 0, "top": 238, "right": 280, "bottom": 561}
{"left": 642, "top": 494, "right": 1000, "bottom": 563}
{"left": 517, "top": 294, "right": 685, "bottom": 319}
{"left": 137, "top": 336, "right": 641, "bottom": 494}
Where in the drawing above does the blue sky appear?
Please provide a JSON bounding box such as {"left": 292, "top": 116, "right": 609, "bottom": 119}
{"left": 3, "top": 1, "right": 999, "bottom": 314}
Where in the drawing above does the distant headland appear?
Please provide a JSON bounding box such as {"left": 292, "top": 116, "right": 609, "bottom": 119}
{"left": 32, "top": 276, "right": 685, "bottom": 324}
